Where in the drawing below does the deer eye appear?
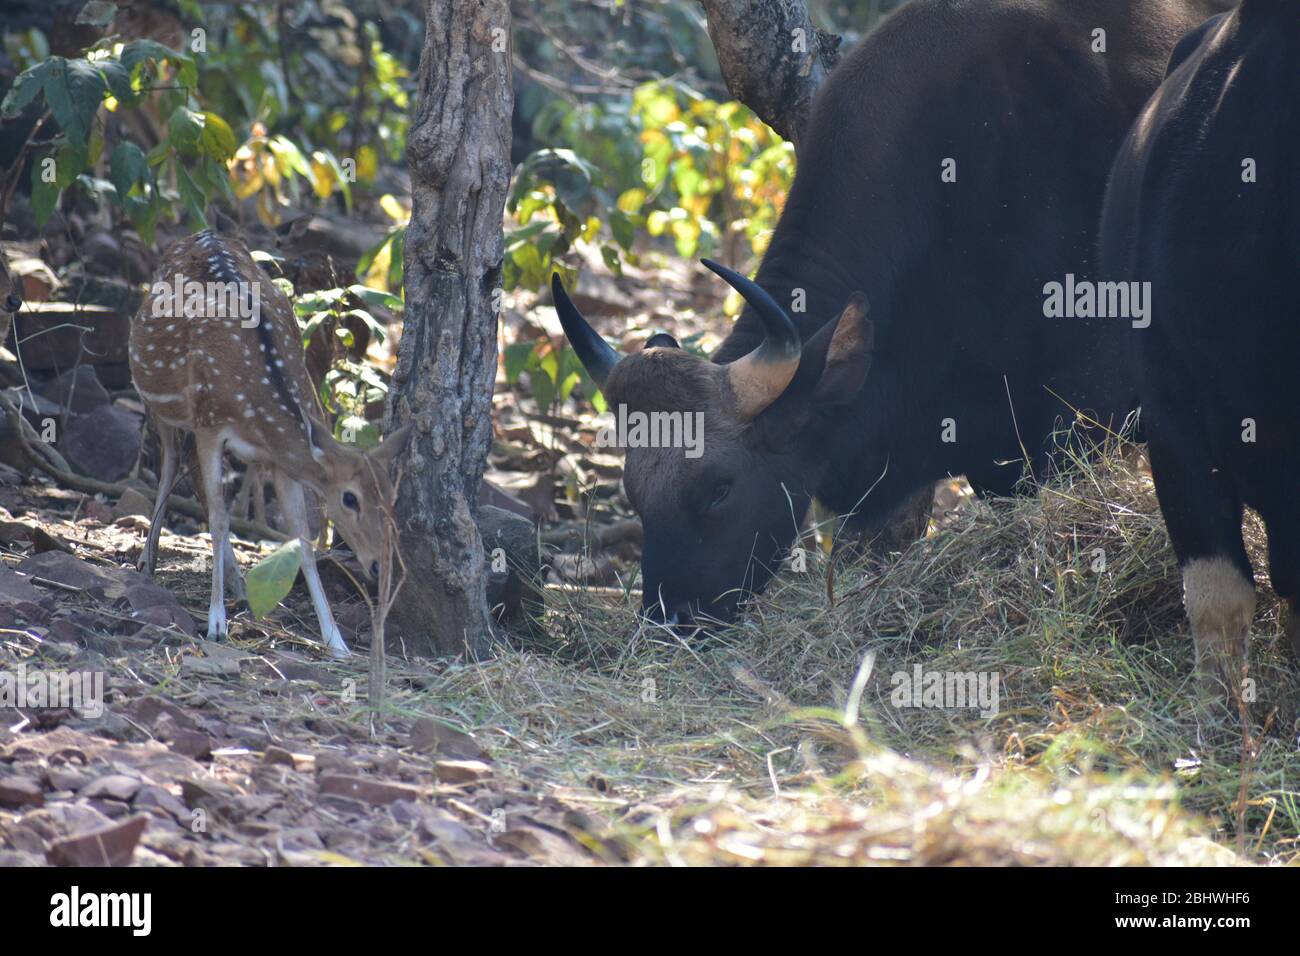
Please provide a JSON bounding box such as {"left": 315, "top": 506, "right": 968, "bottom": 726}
{"left": 342, "top": 491, "right": 359, "bottom": 511}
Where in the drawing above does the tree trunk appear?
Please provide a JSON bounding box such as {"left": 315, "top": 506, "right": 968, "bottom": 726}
{"left": 385, "top": 0, "right": 512, "bottom": 658}
{"left": 697, "top": 0, "right": 841, "bottom": 149}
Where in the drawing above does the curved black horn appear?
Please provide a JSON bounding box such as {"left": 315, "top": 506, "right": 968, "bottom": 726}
{"left": 551, "top": 273, "right": 619, "bottom": 386}
{"left": 700, "top": 258, "right": 800, "bottom": 360}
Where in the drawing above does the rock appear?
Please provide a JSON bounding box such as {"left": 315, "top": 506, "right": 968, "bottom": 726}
{"left": 317, "top": 774, "right": 423, "bottom": 806}
{"left": 61, "top": 404, "right": 142, "bottom": 483}
{"left": 79, "top": 774, "right": 143, "bottom": 802}
{"left": 112, "top": 487, "right": 154, "bottom": 521}
{"left": 0, "top": 567, "right": 54, "bottom": 620}
{"left": 408, "top": 717, "right": 486, "bottom": 760}
{"left": 160, "top": 724, "right": 211, "bottom": 761}
{"left": 4, "top": 385, "right": 61, "bottom": 425}
{"left": 16, "top": 551, "right": 118, "bottom": 599}
{"left": 551, "top": 552, "right": 616, "bottom": 585}
{"left": 47, "top": 814, "right": 149, "bottom": 866}
{"left": 37, "top": 365, "right": 110, "bottom": 415}
{"left": 262, "top": 745, "right": 296, "bottom": 767}
{"left": 433, "top": 759, "right": 493, "bottom": 785}
{"left": 313, "top": 752, "right": 355, "bottom": 780}
{"left": 0, "top": 776, "right": 44, "bottom": 808}
{"left": 45, "top": 767, "right": 91, "bottom": 792}
{"left": 181, "top": 654, "right": 240, "bottom": 678}
{"left": 133, "top": 785, "right": 190, "bottom": 822}
{"left": 127, "top": 695, "right": 199, "bottom": 731}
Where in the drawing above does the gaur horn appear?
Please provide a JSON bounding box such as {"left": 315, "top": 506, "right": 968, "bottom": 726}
{"left": 701, "top": 258, "right": 802, "bottom": 421}
{"left": 551, "top": 273, "right": 619, "bottom": 387}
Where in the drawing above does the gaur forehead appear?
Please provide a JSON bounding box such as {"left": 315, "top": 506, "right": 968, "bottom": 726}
{"left": 605, "top": 347, "right": 721, "bottom": 414}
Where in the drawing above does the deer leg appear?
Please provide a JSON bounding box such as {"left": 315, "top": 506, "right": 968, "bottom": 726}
{"left": 196, "top": 432, "right": 231, "bottom": 641}
{"left": 139, "top": 422, "right": 181, "bottom": 576}
{"left": 273, "top": 469, "right": 350, "bottom": 659}
{"left": 223, "top": 537, "right": 247, "bottom": 604}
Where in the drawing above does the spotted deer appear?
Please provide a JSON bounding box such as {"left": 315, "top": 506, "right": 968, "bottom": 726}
{"left": 130, "top": 230, "right": 409, "bottom": 657}
{"left": 1, "top": 246, "right": 22, "bottom": 346}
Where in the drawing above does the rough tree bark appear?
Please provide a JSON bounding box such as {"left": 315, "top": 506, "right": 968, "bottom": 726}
{"left": 385, "top": 0, "right": 513, "bottom": 657}
{"left": 698, "top": 0, "right": 841, "bottom": 149}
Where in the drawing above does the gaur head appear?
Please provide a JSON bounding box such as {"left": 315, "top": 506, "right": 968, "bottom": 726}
{"left": 554, "top": 261, "right": 873, "bottom": 632}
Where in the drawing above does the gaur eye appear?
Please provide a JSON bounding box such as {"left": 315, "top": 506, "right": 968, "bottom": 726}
{"left": 342, "top": 491, "right": 359, "bottom": 511}
{"left": 3, "top": 293, "right": 20, "bottom": 312}
{"left": 710, "top": 480, "right": 732, "bottom": 508}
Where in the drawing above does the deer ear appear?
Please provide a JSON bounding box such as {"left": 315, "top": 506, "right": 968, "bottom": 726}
{"left": 369, "top": 424, "right": 412, "bottom": 467}
{"left": 304, "top": 416, "right": 331, "bottom": 463}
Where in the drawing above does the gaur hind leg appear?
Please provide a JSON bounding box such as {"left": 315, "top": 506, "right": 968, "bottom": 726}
{"left": 1146, "top": 429, "right": 1255, "bottom": 696}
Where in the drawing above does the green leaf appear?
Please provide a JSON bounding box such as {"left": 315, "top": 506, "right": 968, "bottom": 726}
{"left": 245, "top": 539, "right": 303, "bottom": 619}
{"left": 609, "top": 209, "right": 637, "bottom": 251}
{"left": 120, "top": 39, "right": 196, "bottom": 89}
{"left": 1, "top": 61, "right": 52, "bottom": 116}
{"left": 294, "top": 289, "right": 346, "bottom": 315}
{"left": 502, "top": 341, "right": 536, "bottom": 384}
{"left": 54, "top": 140, "right": 88, "bottom": 190}
{"left": 124, "top": 193, "right": 158, "bottom": 244}
{"left": 168, "top": 105, "right": 204, "bottom": 151}
{"left": 268, "top": 134, "right": 311, "bottom": 178}
{"left": 206, "top": 153, "right": 236, "bottom": 202}
{"left": 109, "top": 140, "right": 148, "bottom": 199}
{"left": 31, "top": 155, "right": 59, "bottom": 227}
{"left": 42, "top": 58, "right": 109, "bottom": 144}
{"left": 386, "top": 229, "right": 404, "bottom": 290}
{"left": 175, "top": 163, "right": 206, "bottom": 228}
{"left": 98, "top": 59, "right": 133, "bottom": 103}
{"left": 343, "top": 308, "right": 386, "bottom": 344}
{"left": 346, "top": 285, "right": 401, "bottom": 310}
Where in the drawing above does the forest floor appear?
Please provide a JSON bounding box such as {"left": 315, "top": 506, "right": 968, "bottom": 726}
{"left": 1, "top": 436, "right": 1295, "bottom": 866}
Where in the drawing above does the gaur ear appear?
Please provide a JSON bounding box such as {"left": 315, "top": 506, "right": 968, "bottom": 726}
{"left": 369, "top": 424, "right": 412, "bottom": 466}
{"left": 811, "top": 293, "right": 873, "bottom": 404}
{"left": 644, "top": 331, "right": 679, "bottom": 350}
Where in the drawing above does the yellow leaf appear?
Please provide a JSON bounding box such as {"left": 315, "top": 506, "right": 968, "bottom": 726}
{"left": 232, "top": 169, "right": 263, "bottom": 201}
{"left": 356, "top": 145, "right": 378, "bottom": 182}
{"left": 309, "top": 156, "right": 334, "bottom": 199}
{"left": 256, "top": 189, "right": 280, "bottom": 227}
{"left": 617, "top": 188, "right": 646, "bottom": 213}
{"left": 379, "top": 193, "right": 408, "bottom": 223}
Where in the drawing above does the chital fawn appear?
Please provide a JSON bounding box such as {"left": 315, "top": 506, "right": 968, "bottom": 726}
{"left": 130, "top": 230, "right": 409, "bottom": 657}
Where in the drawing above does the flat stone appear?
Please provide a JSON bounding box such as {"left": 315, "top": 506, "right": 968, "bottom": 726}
{"left": 0, "top": 776, "right": 44, "bottom": 808}
{"left": 79, "top": 773, "right": 143, "bottom": 802}
{"left": 47, "top": 814, "right": 148, "bottom": 867}
{"left": 318, "top": 773, "right": 422, "bottom": 806}
{"left": 433, "top": 759, "right": 493, "bottom": 785}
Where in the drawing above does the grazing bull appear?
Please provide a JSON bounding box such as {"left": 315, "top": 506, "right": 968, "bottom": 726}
{"left": 555, "top": 0, "right": 1231, "bottom": 630}
{"left": 1098, "top": 0, "right": 1299, "bottom": 687}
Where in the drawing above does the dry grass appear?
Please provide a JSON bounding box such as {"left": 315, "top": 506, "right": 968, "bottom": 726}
{"left": 26, "top": 436, "right": 1284, "bottom": 864}
{"left": 341, "top": 439, "right": 1300, "bottom": 865}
